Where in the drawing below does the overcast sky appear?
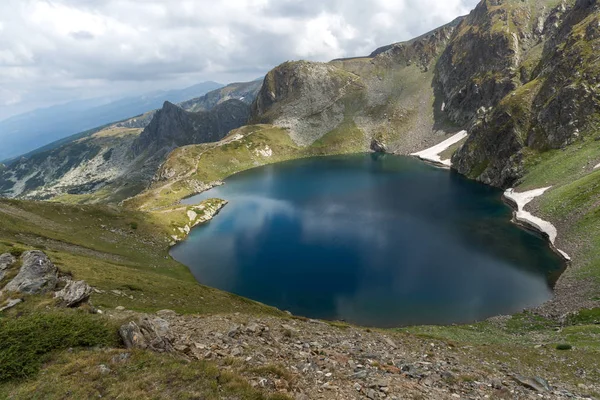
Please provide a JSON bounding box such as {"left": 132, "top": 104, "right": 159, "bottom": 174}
{"left": 0, "top": 0, "right": 479, "bottom": 120}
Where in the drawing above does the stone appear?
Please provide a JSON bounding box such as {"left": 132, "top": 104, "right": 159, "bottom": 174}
{"left": 350, "top": 370, "right": 368, "bottom": 379}
{"left": 383, "top": 336, "right": 397, "bottom": 349}
{"left": 512, "top": 374, "right": 551, "bottom": 392}
{"left": 116, "top": 306, "right": 125, "bottom": 311}
{"left": 119, "top": 321, "right": 148, "bottom": 350}
{"left": 491, "top": 378, "right": 504, "bottom": 389}
{"left": 370, "top": 139, "right": 387, "bottom": 153}
{"left": 156, "top": 309, "right": 178, "bottom": 317}
{"left": 228, "top": 325, "right": 240, "bottom": 337}
{"left": 367, "top": 388, "right": 378, "bottom": 399}
{"left": 119, "top": 316, "right": 174, "bottom": 352}
{"left": 54, "top": 280, "right": 92, "bottom": 307}
{"left": 0, "top": 298, "right": 22, "bottom": 312}
{"left": 231, "top": 346, "right": 244, "bottom": 357}
{"left": 4, "top": 251, "right": 58, "bottom": 294}
{"left": 0, "top": 253, "right": 16, "bottom": 283}
{"left": 98, "top": 364, "right": 112, "bottom": 374}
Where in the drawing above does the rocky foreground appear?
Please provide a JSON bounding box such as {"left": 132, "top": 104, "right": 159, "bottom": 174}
{"left": 115, "top": 310, "right": 597, "bottom": 400}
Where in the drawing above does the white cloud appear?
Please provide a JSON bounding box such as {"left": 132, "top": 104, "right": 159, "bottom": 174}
{"left": 0, "top": 0, "right": 479, "bottom": 120}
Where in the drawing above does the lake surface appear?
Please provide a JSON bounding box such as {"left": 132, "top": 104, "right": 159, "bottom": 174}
{"left": 172, "top": 154, "right": 564, "bottom": 327}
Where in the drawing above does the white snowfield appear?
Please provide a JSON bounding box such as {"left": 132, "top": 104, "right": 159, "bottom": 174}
{"left": 503, "top": 187, "right": 571, "bottom": 261}
{"left": 411, "top": 130, "right": 468, "bottom": 167}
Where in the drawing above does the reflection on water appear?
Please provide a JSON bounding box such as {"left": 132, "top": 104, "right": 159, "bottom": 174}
{"left": 172, "top": 154, "right": 564, "bottom": 327}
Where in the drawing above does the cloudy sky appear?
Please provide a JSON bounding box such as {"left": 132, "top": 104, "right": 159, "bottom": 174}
{"left": 0, "top": 0, "right": 479, "bottom": 120}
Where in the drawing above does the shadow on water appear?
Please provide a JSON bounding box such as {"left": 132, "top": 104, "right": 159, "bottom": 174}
{"left": 173, "top": 154, "right": 566, "bottom": 327}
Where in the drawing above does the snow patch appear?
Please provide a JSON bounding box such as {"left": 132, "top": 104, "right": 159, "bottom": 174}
{"left": 411, "top": 130, "right": 468, "bottom": 167}
{"left": 503, "top": 187, "right": 571, "bottom": 261}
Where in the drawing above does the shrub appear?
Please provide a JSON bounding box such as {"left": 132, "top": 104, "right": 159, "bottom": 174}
{"left": 129, "top": 222, "right": 138, "bottom": 230}
{"left": 0, "top": 311, "right": 119, "bottom": 382}
{"left": 556, "top": 343, "right": 573, "bottom": 351}
{"left": 8, "top": 247, "right": 25, "bottom": 258}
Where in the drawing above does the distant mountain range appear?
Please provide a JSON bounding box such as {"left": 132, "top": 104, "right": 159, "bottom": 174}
{"left": 0, "top": 81, "right": 224, "bottom": 161}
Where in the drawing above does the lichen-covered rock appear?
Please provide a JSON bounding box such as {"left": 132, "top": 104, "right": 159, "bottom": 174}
{"left": 54, "top": 280, "right": 93, "bottom": 307}
{"left": 0, "top": 253, "right": 16, "bottom": 283}
{"left": 4, "top": 250, "right": 58, "bottom": 294}
{"left": 119, "top": 321, "right": 148, "bottom": 350}
{"left": 119, "top": 316, "right": 174, "bottom": 352}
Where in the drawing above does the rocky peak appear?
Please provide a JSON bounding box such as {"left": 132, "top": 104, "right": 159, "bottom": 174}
{"left": 132, "top": 99, "right": 251, "bottom": 157}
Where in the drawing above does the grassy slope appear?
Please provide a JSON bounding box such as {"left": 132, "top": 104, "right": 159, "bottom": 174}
{"left": 0, "top": 198, "right": 283, "bottom": 316}
{"left": 1, "top": 348, "right": 291, "bottom": 400}
{"left": 516, "top": 134, "right": 600, "bottom": 298}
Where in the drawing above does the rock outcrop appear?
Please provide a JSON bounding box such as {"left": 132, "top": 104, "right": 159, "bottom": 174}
{"left": 132, "top": 99, "right": 251, "bottom": 158}
{"left": 449, "top": 0, "right": 600, "bottom": 186}
{"left": 54, "top": 280, "right": 93, "bottom": 307}
{"left": 119, "top": 316, "right": 174, "bottom": 352}
{"left": 0, "top": 253, "right": 16, "bottom": 282}
{"left": 3, "top": 250, "right": 58, "bottom": 294}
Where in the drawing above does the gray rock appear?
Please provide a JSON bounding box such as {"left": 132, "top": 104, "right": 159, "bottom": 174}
{"left": 119, "top": 321, "right": 148, "bottom": 350}
{"left": 512, "top": 374, "right": 551, "bottom": 392}
{"left": 367, "top": 388, "right": 378, "bottom": 399}
{"left": 120, "top": 316, "right": 174, "bottom": 352}
{"left": 156, "top": 309, "right": 178, "bottom": 317}
{"left": 350, "top": 370, "right": 368, "bottom": 379}
{"left": 4, "top": 251, "right": 58, "bottom": 294}
{"left": 54, "top": 280, "right": 92, "bottom": 307}
{"left": 98, "top": 364, "right": 112, "bottom": 374}
{"left": 370, "top": 139, "right": 387, "bottom": 153}
{"left": 0, "top": 253, "right": 16, "bottom": 283}
{"left": 0, "top": 298, "right": 22, "bottom": 312}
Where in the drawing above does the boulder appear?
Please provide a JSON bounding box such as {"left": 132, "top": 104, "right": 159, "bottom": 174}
{"left": 119, "top": 316, "right": 174, "bottom": 352}
{"left": 0, "top": 253, "right": 16, "bottom": 283}
{"left": 0, "top": 298, "right": 22, "bottom": 312}
{"left": 119, "top": 322, "right": 147, "bottom": 349}
{"left": 54, "top": 280, "right": 93, "bottom": 307}
{"left": 370, "top": 139, "right": 387, "bottom": 153}
{"left": 4, "top": 251, "right": 58, "bottom": 294}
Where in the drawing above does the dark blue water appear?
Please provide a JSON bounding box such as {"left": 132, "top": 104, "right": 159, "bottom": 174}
{"left": 172, "top": 154, "right": 564, "bottom": 327}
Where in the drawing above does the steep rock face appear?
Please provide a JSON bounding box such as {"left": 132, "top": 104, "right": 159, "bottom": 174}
{"left": 368, "top": 16, "right": 463, "bottom": 70}
{"left": 251, "top": 61, "right": 365, "bottom": 146}
{"left": 132, "top": 99, "right": 251, "bottom": 157}
{"left": 436, "top": 0, "right": 557, "bottom": 127}
{"left": 451, "top": 0, "right": 600, "bottom": 186}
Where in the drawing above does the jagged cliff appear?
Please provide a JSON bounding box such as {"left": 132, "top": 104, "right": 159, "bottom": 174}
{"left": 132, "top": 99, "right": 251, "bottom": 157}
{"left": 449, "top": 0, "right": 600, "bottom": 186}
